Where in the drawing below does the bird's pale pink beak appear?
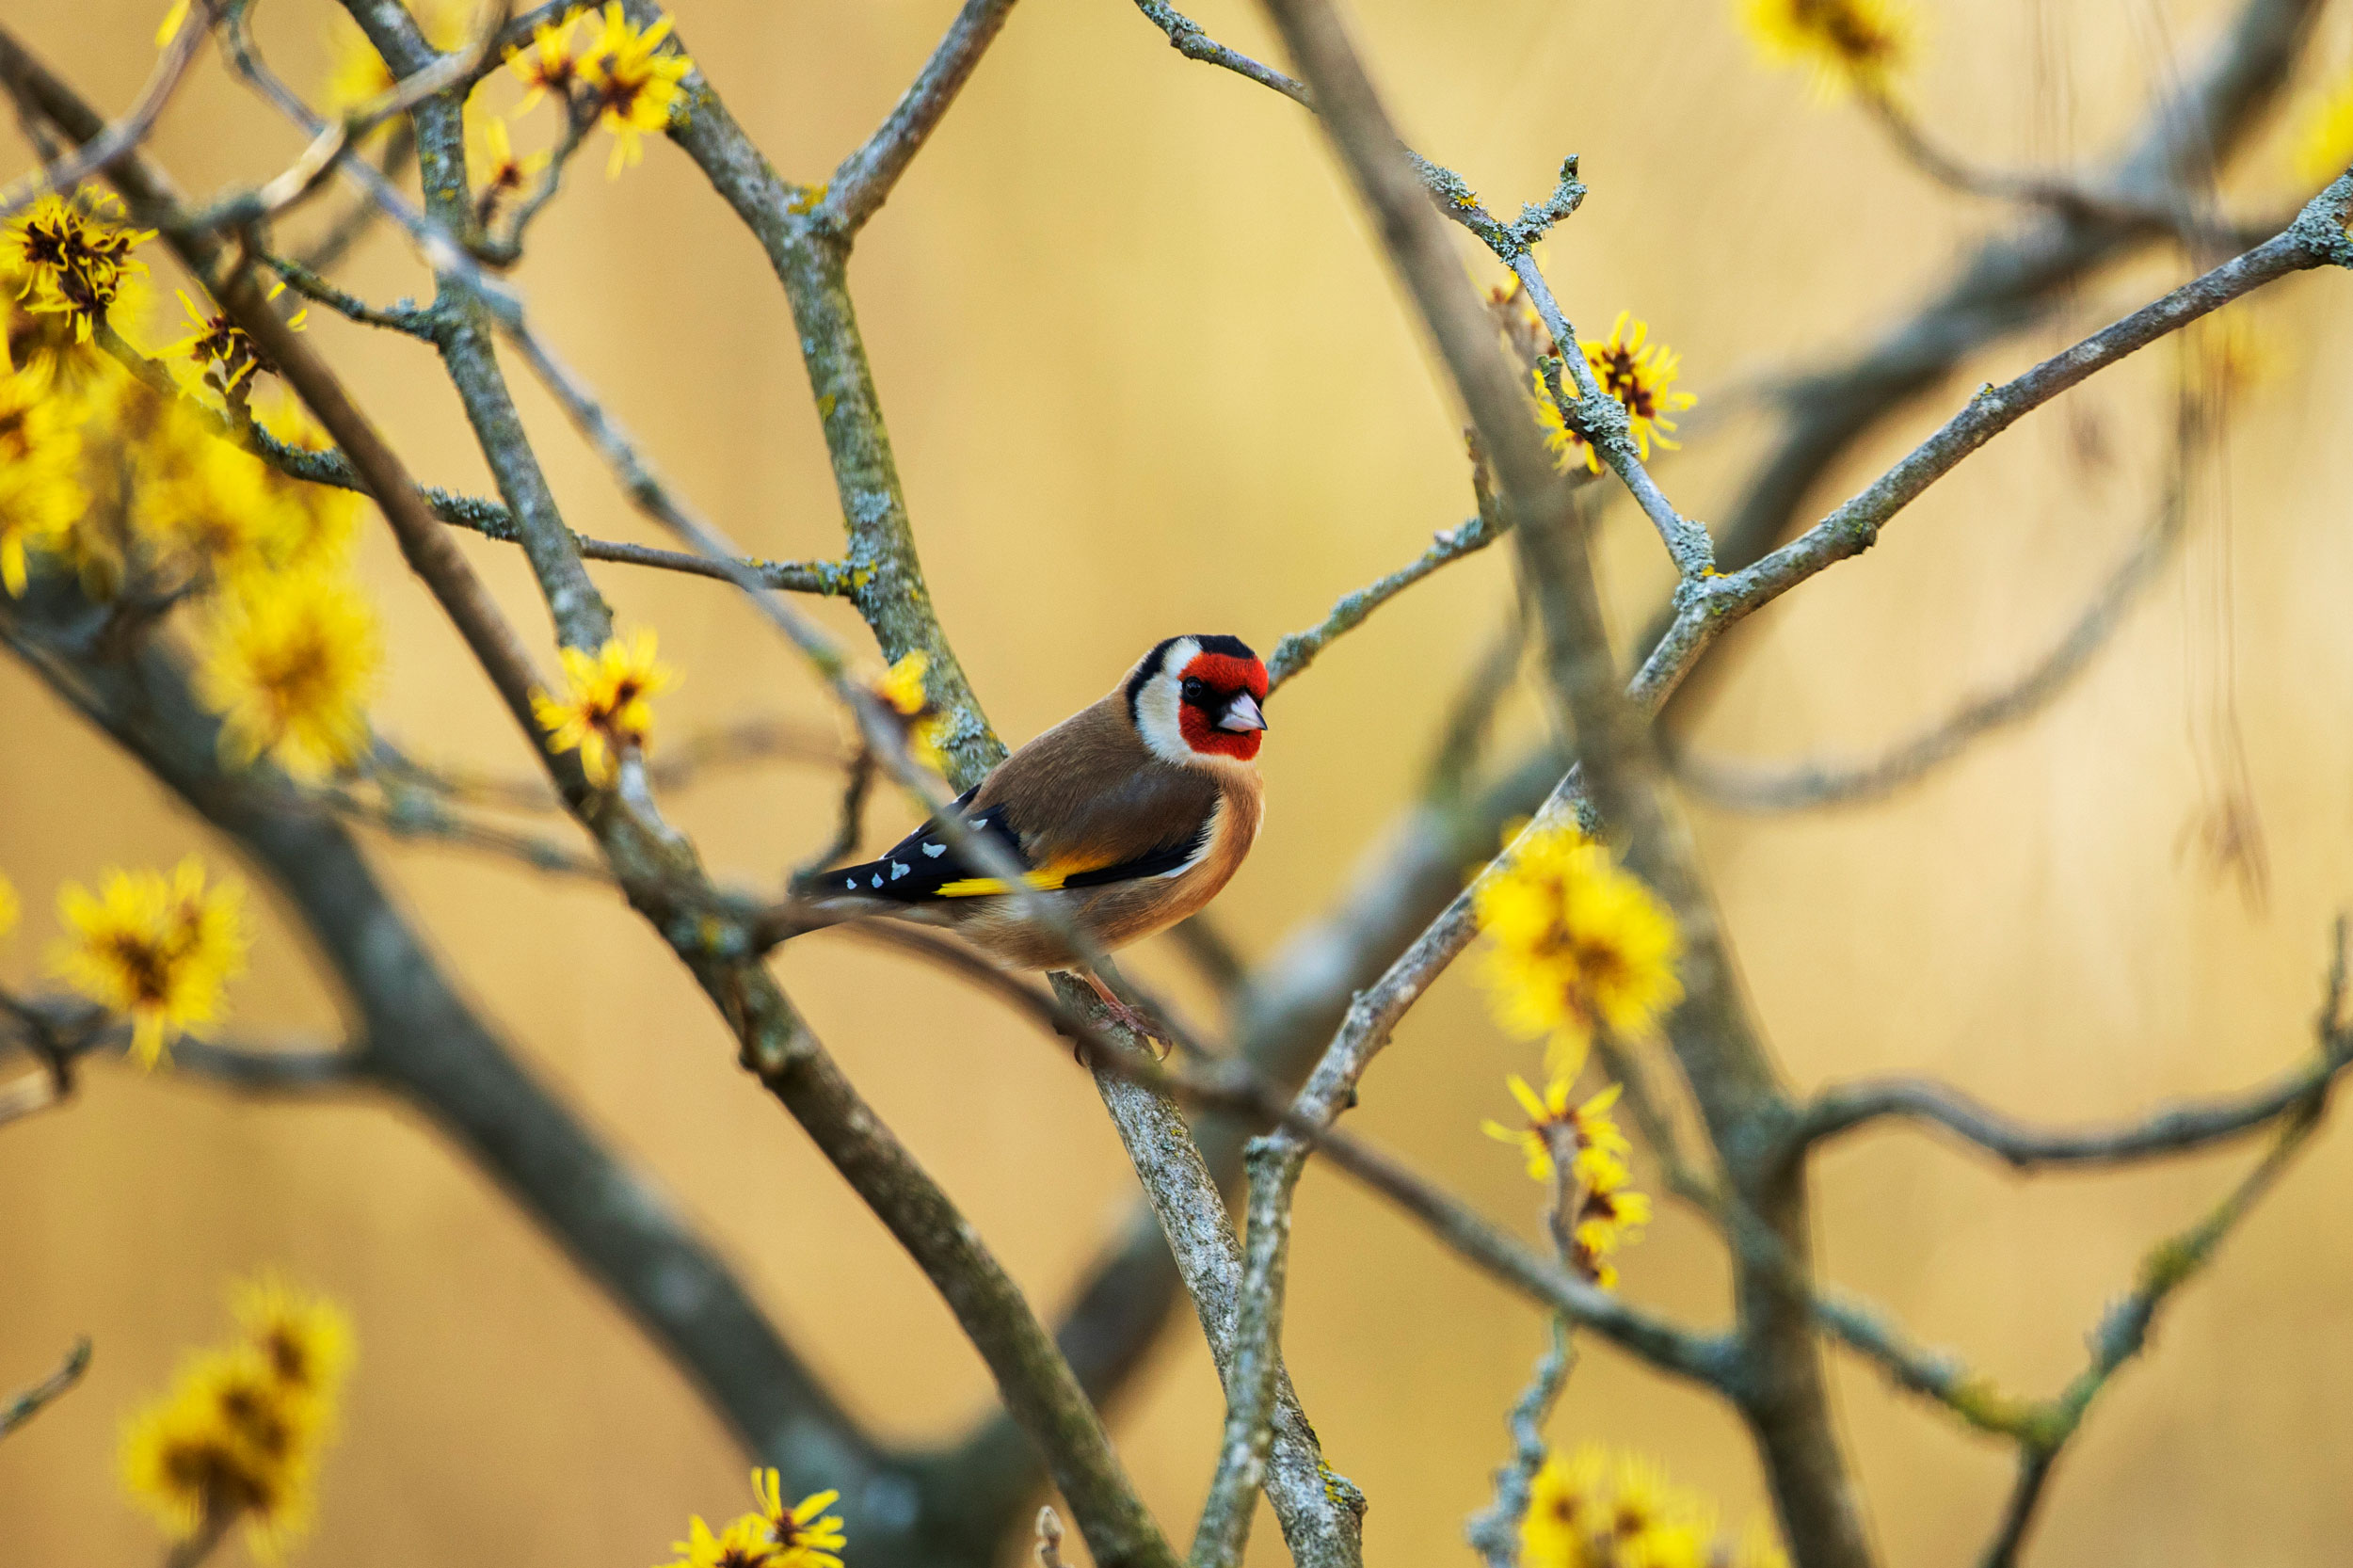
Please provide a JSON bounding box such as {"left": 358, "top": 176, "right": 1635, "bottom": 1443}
{"left": 1219, "top": 692, "right": 1267, "bottom": 733}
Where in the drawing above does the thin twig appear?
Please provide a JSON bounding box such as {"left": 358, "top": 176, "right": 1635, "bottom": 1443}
{"left": 1267, "top": 507, "right": 1504, "bottom": 693}
{"left": 0, "top": 1338, "right": 90, "bottom": 1439}
{"left": 820, "top": 0, "right": 1022, "bottom": 239}
{"left": 1463, "top": 1320, "right": 1574, "bottom": 1568}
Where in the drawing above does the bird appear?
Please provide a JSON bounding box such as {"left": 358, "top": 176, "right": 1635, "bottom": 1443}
{"left": 783, "top": 634, "right": 1270, "bottom": 1033}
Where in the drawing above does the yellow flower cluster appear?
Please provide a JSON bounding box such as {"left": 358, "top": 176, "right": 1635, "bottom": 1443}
{"left": 1523, "top": 1445, "right": 1786, "bottom": 1568}
{"left": 1, "top": 199, "right": 385, "bottom": 781}
{"left": 5, "top": 187, "right": 152, "bottom": 345}
{"left": 1485, "top": 1076, "right": 1653, "bottom": 1288}
{"left": 1473, "top": 825, "right": 1684, "bottom": 1078}
{"left": 1532, "top": 312, "right": 1696, "bottom": 475}
{"left": 534, "top": 628, "right": 677, "bottom": 785}
{"left": 505, "top": 4, "right": 697, "bottom": 179}
{"left": 120, "top": 1274, "right": 354, "bottom": 1560}
{"left": 49, "top": 856, "right": 249, "bottom": 1068}
{"left": 873, "top": 648, "right": 950, "bottom": 773}
{"left": 658, "top": 1468, "right": 848, "bottom": 1568}
{"left": 1739, "top": 0, "right": 1914, "bottom": 100}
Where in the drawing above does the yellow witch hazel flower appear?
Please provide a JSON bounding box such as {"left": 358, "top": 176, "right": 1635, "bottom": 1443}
{"left": 653, "top": 1469, "right": 847, "bottom": 1568}
{"left": 752, "top": 1468, "right": 848, "bottom": 1568}
{"left": 1484, "top": 1074, "right": 1631, "bottom": 1184}
{"left": 1533, "top": 312, "right": 1697, "bottom": 475}
{"left": 1473, "top": 825, "right": 1684, "bottom": 1079}
{"left": 120, "top": 1273, "right": 354, "bottom": 1560}
{"left": 663, "top": 1512, "right": 785, "bottom": 1568}
{"left": 50, "top": 856, "right": 249, "bottom": 1068}
{"left": 471, "top": 113, "right": 552, "bottom": 222}
{"left": 581, "top": 5, "right": 696, "bottom": 177}
{"left": 533, "top": 627, "right": 676, "bottom": 785}
{"left": 1740, "top": 0, "right": 1915, "bottom": 100}
{"left": 0, "top": 364, "right": 87, "bottom": 596}
{"left": 5, "top": 186, "right": 153, "bottom": 343}
{"left": 1484, "top": 1075, "right": 1651, "bottom": 1288}
{"left": 232, "top": 1274, "right": 357, "bottom": 1413}
{"left": 2290, "top": 73, "right": 2353, "bottom": 188}
{"left": 199, "top": 563, "right": 385, "bottom": 781}
{"left": 1523, "top": 1445, "right": 1747, "bottom": 1568}
{"left": 507, "top": 8, "right": 587, "bottom": 111}
{"left": 168, "top": 283, "right": 305, "bottom": 409}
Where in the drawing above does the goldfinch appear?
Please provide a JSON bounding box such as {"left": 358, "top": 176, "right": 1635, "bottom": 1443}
{"left": 792, "top": 635, "right": 1269, "bottom": 1001}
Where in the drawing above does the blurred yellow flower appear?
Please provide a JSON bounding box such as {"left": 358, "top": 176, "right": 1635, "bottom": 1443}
{"left": 0, "top": 365, "right": 87, "bottom": 595}
{"left": 2290, "top": 74, "right": 2353, "bottom": 187}
{"left": 1533, "top": 313, "right": 1695, "bottom": 475}
{"left": 1524, "top": 1445, "right": 1735, "bottom": 1568}
{"left": 533, "top": 627, "right": 676, "bottom": 785}
{"left": 582, "top": 4, "right": 696, "bottom": 177}
{"left": 5, "top": 187, "right": 152, "bottom": 344}
{"left": 232, "top": 1273, "right": 357, "bottom": 1410}
{"left": 1473, "top": 826, "right": 1684, "bottom": 1079}
{"left": 50, "top": 856, "right": 249, "bottom": 1068}
{"left": 120, "top": 1275, "right": 352, "bottom": 1559}
{"left": 0, "top": 870, "right": 18, "bottom": 940}
{"left": 1740, "top": 0, "right": 1913, "bottom": 100}
{"left": 472, "top": 112, "right": 552, "bottom": 221}
{"left": 136, "top": 438, "right": 308, "bottom": 588}
{"left": 752, "top": 1469, "right": 847, "bottom": 1568}
{"left": 199, "top": 563, "right": 384, "bottom": 780}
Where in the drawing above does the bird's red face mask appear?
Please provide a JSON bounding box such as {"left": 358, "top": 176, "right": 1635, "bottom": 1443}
{"left": 1176, "top": 651, "right": 1269, "bottom": 761}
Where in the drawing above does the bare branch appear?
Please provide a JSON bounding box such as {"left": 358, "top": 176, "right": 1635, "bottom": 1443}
{"left": 821, "top": 0, "right": 1022, "bottom": 239}
{"left": 1133, "top": 0, "right": 1309, "bottom": 104}
{"left": 1464, "top": 1320, "right": 1574, "bottom": 1568}
{"left": 1267, "top": 503, "right": 1504, "bottom": 693}
{"left": 1697, "top": 175, "right": 2353, "bottom": 654}
{"left": 1189, "top": 1139, "right": 1303, "bottom": 1568}
{"left": 0, "top": 1338, "right": 91, "bottom": 1440}
{"left": 1977, "top": 1112, "right": 2323, "bottom": 1566}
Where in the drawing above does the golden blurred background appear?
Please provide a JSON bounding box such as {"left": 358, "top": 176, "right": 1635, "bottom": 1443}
{"left": 6, "top": 0, "right": 2353, "bottom": 1562}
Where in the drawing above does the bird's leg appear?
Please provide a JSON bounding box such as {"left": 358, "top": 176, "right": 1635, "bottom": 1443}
{"left": 1074, "top": 968, "right": 1173, "bottom": 1061}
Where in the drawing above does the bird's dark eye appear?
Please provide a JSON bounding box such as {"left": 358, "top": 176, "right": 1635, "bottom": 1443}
{"left": 1180, "top": 676, "right": 1208, "bottom": 704}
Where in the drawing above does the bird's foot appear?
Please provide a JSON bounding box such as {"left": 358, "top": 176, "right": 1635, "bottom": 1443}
{"left": 1078, "top": 970, "right": 1174, "bottom": 1061}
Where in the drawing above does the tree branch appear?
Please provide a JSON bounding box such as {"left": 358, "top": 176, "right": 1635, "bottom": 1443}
{"left": 820, "top": 0, "right": 1023, "bottom": 240}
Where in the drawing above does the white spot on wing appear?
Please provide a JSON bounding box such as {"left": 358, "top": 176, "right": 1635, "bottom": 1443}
{"left": 871, "top": 873, "right": 883, "bottom": 888}
{"left": 921, "top": 841, "right": 945, "bottom": 857}
{"left": 890, "top": 861, "right": 908, "bottom": 880}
